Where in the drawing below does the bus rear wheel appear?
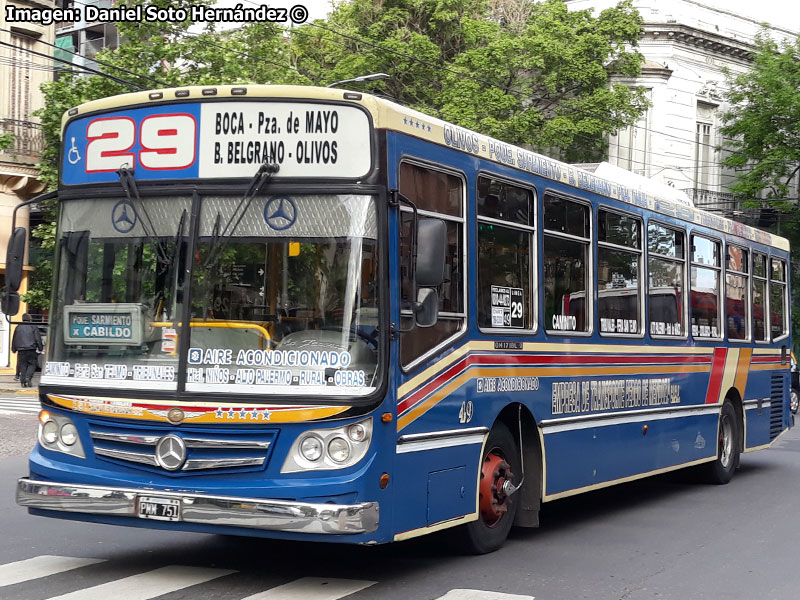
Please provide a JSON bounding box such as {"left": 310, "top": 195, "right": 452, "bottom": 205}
{"left": 455, "top": 422, "right": 520, "bottom": 554}
{"left": 705, "top": 400, "right": 739, "bottom": 484}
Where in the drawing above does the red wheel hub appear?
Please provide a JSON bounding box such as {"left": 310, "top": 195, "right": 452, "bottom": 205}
{"left": 479, "top": 451, "right": 514, "bottom": 526}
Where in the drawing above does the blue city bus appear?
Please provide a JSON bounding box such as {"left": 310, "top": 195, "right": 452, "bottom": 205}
{"left": 9, "top": 85, "right": 792, "bottom": 553}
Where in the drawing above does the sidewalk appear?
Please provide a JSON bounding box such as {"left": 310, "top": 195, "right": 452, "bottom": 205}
{"left": 0, "top": 372, "right": 40, "bottom": 394}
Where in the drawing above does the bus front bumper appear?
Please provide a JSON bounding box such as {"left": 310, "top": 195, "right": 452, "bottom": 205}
{"left": 17, "top": 477, "right": 379, "bottom": 535}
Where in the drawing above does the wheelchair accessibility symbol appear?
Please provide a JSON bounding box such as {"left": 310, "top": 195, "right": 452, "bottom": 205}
{"left": 67, "top": 137, "right": 82, "bottom": 165}
{"left": 263, "top": 196, "right": 298, "bottom": 231}
{"left": 112, "top": 200, "right": 138, "bottom": 233}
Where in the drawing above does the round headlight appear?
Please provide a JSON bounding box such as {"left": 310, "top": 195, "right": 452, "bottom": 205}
{"left": 347, "top": 422, "right": 367, "bottom": 443}
{"left": 327, "top": 437, "right": 351, "bottom": 463}
{"left": 42, "top": 421, "right": 59, "bottom": 445}
{"left": 60, "top": 423, "right": 78, "bottom": 446}
{"left": 299, "top": 436, "right": 323, "bottom": 462}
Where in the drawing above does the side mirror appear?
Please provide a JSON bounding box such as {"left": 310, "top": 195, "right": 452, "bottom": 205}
{"left": 1, "top": 292, "right": 20, "bottom": 317}
{"left": 415, "top": 287, "right": 439, "bottom": 328}
{"left": 416, "top": 218, "right": 446, "bottom": 287}
{"left": 5, "top": 227, "right": 26, "bottom": 292}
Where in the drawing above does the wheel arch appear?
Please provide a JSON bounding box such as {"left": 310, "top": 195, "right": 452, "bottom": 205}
{"left": 495, "top": 403, "right": 542, "bottom": 528}
{"left": 723, "top": 386, "right": 745, "bottom": 455}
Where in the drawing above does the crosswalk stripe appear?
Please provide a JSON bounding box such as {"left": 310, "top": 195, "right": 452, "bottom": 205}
{"left": 0, "top": 555, "right": 106, "bottom": 587}
{"left": 435, "top": 591, "right": 535, "bottom": 600}
{"left": 44, "top": 566, "right": 236, "bottom": 600}
{"left": 241, "top": 577, "right": 376, "bottom": 600}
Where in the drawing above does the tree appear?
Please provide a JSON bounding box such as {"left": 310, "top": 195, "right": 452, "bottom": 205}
{"left": 291, "top": 0, "right": 647, "bottom": 161}
{"left": 720, "top": 30, "right": 800, "bottom": 207}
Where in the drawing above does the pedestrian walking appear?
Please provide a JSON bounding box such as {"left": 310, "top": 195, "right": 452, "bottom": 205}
{"left": 12, "top": 314, "right": 43, "bottom": 387}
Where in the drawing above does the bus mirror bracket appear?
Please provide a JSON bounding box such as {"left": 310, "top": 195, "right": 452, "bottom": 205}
{"left": 2, "top": 190, "right": 57, "bottom": 318}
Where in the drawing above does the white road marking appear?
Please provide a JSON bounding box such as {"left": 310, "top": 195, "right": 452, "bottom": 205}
{"left": 242, "top": 576, "right": 376, "bottom": 600}
{"left": 0, "top": 555, "right": 106, "bottom": 587}
{"left": 435, "top": 590, "right": 535, "bottom": 600}
{"left": 44, "top": 565, "right": 236, "bottom": 600}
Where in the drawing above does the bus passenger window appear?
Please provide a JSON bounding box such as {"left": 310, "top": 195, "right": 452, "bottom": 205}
{"left": 725, "top": 245, "right": 748, "bottom": 341}
{"left": 752, "top": 253, "right": 768, "bottom": 342}
{"left": 690, "top": 235, "right": 721, "bottom": 339}
{"left": 543, "top": 194, "right": 589, "bottom": 334}
{"left": 476, "top": 176, "right": 534, "bottom": 331}
{"left": 647, "top": 223, "right": 685, "bottom": 337}
{"left": 770, "top": 258, "right": 788, "bottom": 340}
{"left": 398, "top": 162, "right": 465, "bottom": 368}
{"left": 598, "top": 210, "right": 641, "bottom": 336}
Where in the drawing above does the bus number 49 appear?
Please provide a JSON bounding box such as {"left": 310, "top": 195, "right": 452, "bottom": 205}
{"left": 459, "top": 400, "right": 474, "bottom": 424}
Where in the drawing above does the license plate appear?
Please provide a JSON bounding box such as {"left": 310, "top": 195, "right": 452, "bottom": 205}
{"left": 137, "top": 496, "right": 181, "bottom": 522}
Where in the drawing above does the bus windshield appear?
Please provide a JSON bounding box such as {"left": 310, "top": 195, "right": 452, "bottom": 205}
{"left": 44, "top": 194, "right": 382, "bottom": 397}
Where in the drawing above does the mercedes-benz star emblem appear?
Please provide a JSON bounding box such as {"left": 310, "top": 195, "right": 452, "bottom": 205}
{"left": 155, "top": 434, "right": 187, "bottom": 471}
{"left": 263, "top": 196, "right": 298, "bottom": 231}
{"left": 111, "top": 199, "right": 138, "bottom": 234}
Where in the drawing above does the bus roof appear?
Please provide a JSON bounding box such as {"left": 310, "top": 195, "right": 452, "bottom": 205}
{"left": 63, "top": 84, "right": 789, "bottom": 252}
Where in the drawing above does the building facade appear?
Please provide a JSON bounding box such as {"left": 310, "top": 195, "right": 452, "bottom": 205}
{"left": 0, "top": 0, "right": 54, "bottom": 369}
{"left": 567, "top": 0, "right": 799, "bottom": 219}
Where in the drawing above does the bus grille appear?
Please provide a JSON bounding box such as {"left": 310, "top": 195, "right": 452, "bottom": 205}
{"left": 770, "top": 374, "right": 785, "bottom": 441}
{"left": 88, "top": 422, "right": 276, "bottom": 475}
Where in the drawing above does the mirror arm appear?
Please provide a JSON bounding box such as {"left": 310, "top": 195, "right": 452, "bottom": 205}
{"left": 389, "top": 189, "right": 419, "bottom": 333}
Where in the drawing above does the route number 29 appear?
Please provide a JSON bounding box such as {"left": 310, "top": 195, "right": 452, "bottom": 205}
{"left": 85, "top": 114, "right": 197, "bottom": 173}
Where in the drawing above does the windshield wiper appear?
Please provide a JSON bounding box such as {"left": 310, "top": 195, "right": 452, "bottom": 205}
{"left": 202, "top": 162, "right": 280, "bottom": 268}
{"left": 116, "top": 167, "right": 171, "bottom": 265}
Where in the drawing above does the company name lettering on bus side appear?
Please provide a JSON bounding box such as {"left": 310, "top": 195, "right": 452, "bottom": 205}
{"left": 551, "top": 378, "right": 682, "bottom": 416}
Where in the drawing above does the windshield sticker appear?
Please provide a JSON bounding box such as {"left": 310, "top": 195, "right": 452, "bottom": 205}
{"left": 490, "top": 285, "right": 524, "bottom": 328}
{"left": 188, "top": 347, "right": 353, "bottom": 368}
{"left": 44, "top": 361, "right": 176, "bottom": 382}
{"left": 264, "top": 196, "right": 298, "bottom": 230}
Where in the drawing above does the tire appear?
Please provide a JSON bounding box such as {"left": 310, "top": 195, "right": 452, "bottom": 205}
{"left": 452, "top": 422, "right": 521, "bottom": 554}
{"left": 704, "top": 400, "right": 740, "bottom": 485}
{"left": 791, "top": 388, "right": 799, "bottom": 414}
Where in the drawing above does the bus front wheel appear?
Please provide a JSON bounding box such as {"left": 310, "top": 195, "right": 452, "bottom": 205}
{"left": 454, "top": 422, "right": 520, "bottom": 554}
{"left": 705, "top": 400, "right": 739, "bottom": 485}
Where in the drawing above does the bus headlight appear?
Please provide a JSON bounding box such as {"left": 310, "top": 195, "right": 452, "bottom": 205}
{"left": 300, "top": 436, "right": 323, "bottom": 462}
{"left": 281, "top": 417, "right": 372, "bottom": 473}
{"left": 37, "top": 411, "right": 86, "bottom": 459}
{"left": 327, "top": 437, "right": 350, "bottom": 463}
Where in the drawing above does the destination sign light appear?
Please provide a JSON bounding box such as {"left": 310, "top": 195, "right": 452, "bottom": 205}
{"left": 61, "top": 101, "right": 373, "bottom": 185}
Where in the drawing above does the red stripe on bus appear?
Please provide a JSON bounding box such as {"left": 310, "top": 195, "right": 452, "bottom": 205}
{"left": 704, "top": 348, "right": 728, "bottom": 404}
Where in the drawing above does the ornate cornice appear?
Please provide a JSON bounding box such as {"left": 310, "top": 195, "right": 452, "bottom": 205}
{"left": 643, "top": 23, "right": 755, "bottom": 61}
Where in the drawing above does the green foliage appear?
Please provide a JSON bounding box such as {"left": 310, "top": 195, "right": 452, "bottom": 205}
{"left": 0, "top": 131, "right": 13, "bottom": 152}
{"left": 720, "top": 30, "right": 800, "bottom": 206}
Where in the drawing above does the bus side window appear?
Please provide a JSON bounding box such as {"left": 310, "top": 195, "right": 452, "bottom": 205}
{"left": 725, "top": 245, "right": 748, "bottom": 341}
{"left": 769, "top": 257, "right": 788, "bottom": 340}
{"left": 690, "top": 235, "right": 721, "bottom": 339}
{"left": 398, "top": 162, "right": 465, "bottom": 368}
{"left": 647, "top": 223, "right": 686, "bottom": 338}
{"left": 476, "top": 176, "right": 535, "bottom": 331}
{"left": 543, "top": 194, "right": 590, "bottom": 334}
{"left": 597, "top": 209, "right": 641, "bottom": 336}
{"left": 752, "top": 252, "right": 768, "bottom": 342}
